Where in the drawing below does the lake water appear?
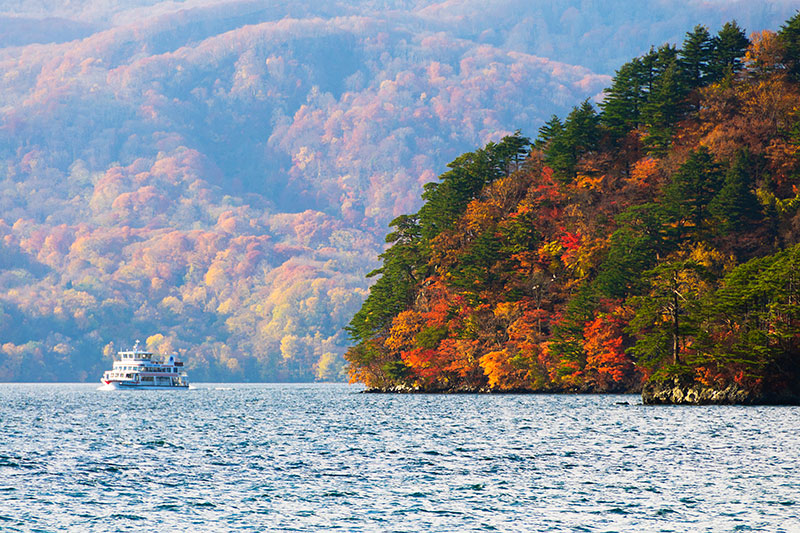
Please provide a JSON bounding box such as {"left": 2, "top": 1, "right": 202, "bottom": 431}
{"left": 0, "top": 383, "right": 798, "bottom": 532}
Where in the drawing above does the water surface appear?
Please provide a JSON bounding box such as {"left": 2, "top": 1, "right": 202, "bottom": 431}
{"left": 0, "top": 383, "right": 798, "bottom": 531}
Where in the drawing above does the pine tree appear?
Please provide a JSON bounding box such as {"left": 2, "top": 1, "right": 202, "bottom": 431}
{"left": 642, "top": 59, "right": 684, "bottom": 155}
{"left": 566, "top": 100, "right": 600, "bottom": 155}
{"left": 778, "top": 11, "right": 800, "bottom": 79}
{"left": 661, "top": 147, "right": 722, "bottom": 242}
{"left": 640, "top": 47, "right": 659, "bottom": 94}
{"left": 346, "top": 215, "right": 422, "bottom": 343}
{"left": 546, "top": 100, "right": 600, "bottom": 181}
{"left": 629, "top": 260, "right": 707, "bottom": 368}
{"left": 490, "top": 131, "right": 530, "bottom": 177}
{"left": 708, "top": 151, "right": 762, "bottom": 234}
{"left": 709, "top": 21, "right": 750, "bottom": 82}
{"left": 419, "top": 133, "right": 530, "bottom": 240}
{"left": 534, "top": 115, "right": 563, "bottom": 149}
{"left": 698, "top": 244, "right": 800, "bottom": 385}
{"left": 600, "top": 58, "right": 647, "bottom": 139}
{"left": 680, "top": 24, "right": 714, "bottom": 89}
{"left": 594, "top": 203, "right": 667, "bottom": 298}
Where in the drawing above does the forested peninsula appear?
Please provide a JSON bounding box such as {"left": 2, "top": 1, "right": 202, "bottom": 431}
{"left": 345, "top": 15, "right": 800, "bottom": 404}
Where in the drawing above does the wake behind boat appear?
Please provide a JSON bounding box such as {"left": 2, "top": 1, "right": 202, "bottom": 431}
{"left": 100, "top": 340, "right": 189, "bottom": 389}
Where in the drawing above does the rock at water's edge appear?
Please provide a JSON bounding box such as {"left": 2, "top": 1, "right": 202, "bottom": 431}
{"left": 642, "top": 377, "right": 800, "bottom": 405}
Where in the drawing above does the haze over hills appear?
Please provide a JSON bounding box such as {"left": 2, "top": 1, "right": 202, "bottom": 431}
{"left": 0, "top": 0, "right": 797, "bottom": 381}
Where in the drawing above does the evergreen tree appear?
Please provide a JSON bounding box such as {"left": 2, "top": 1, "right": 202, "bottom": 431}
{"left": 708, "top": 151, "right": 762, "bottom": 234}
{"left": 566, "top": 100, "right": 601, "bottom": 155}
{"left": 543, "top": 122, "right": 574, "bottom": 180}
{"left": 346, "top": 215, "right": 422, "bottom": 343}
{"left": 642, "top": 59, "right": 684, "bottom": 155}
{"left": 655, "top": 44, "right": 680, "bottom": 74}
{"left": 600, "top": 58, "right": 647, "bottom": 139}
{"left": 680, "top": 24, "right": 714, "bottom": 89}
{"left": 448, "top": 228, "right": 503, "bottom": 297}
{"left": 418, "top": 133, "right": 529, "bottom": 240}
{"left": 778, "top": 11, "right": 800, "bottom": 80}
{"left": 534, "top": 115, "right": 563, "bottom": 149}
{"left": 640, "top": 47, "right": 658, "bottom": 94}
{"left": 548, "top": 285, "right": 597, "bottom": 378}
{"left": 661, "top": 147, "right": 722, "bottom": 242}
{"left": 490, "top": 131, "right": 530, "bottom": 177}
{"left": 709, "top": 21, "right": 750, "bottom": 82}
{"left": 696, "top": 244, "right": 800, "bottom": 384}
{"left": 594, "top": 203, "right": 668, "bottom": 299}
{"left": 628, "top": 260, "right": 707, "bottom": 368}
{"left": 545, "top": 100, "right": 599, "bottom": 181}
{"left": 637, "top": 44, "right": 680, "bottom": 94}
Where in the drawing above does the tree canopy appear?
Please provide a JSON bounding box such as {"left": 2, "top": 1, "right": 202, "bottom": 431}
{"left": 345, "top": 16, "right": 800, "bottom": 399}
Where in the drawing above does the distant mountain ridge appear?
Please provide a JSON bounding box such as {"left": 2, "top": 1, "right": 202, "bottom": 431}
{"left": 0, "top": 1, "right": 797, "bottom": 381}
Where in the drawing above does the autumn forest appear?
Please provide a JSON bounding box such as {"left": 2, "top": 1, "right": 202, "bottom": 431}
{"left": 1, "top": 1, "right": 798, "bottom": 386}
{"left": 345, "top": 15, "right": 800, "bottom": 401}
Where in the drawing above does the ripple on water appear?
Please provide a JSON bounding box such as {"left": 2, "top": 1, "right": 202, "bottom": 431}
{"left": 0, "top": 384, "right": 799, "bottom": 531}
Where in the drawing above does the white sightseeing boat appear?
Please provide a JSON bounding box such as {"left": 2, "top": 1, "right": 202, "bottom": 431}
{"left": 100, "top": 340, "right": 189, "bottom": 389}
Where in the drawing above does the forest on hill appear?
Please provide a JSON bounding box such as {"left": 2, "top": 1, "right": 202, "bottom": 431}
{"left": 0, "top": 1, "right": 797, "bottom": 382}
{"left": 345, "top": 15, "right": 800, "bottom": 401}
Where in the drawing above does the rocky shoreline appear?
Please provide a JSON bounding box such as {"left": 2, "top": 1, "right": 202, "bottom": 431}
{"left": 363, "top": 378, "right": 800, "bottom": 405}
{"left": 641, "top": 376, "right": 800, "bottom": 405}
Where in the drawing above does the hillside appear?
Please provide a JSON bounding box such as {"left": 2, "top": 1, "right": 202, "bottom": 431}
{"left": 345, "top": 15, "right": 800, "bottom": 403}
{"left": 0, "top": 1, "right": 797, "bottom": 381}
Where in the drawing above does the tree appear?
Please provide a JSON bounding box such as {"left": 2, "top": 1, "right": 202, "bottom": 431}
{"left": 642, "top": 59, "right": 684, "bottom": 155}
{"left": 744, "top": 30, "right": 787, "bottom": 79}
{"left": 490, "top": 131, "right": 531, "bottom": 177}
{"left": 778, "top": 11, "right": 800, "bottom": 79}
{"left": 583, "top": 303, "right": 635, "bottom": 390}
{"left": 708, "top": 151, "right": 762, "bottom": 234}
{"left": 639, "top": 46, "right": 674, "bottom": 94}
{"left": 448, "top": 228, "right": 502, "bottom": 297}
{"left": 419, "top": 133, "right": 530, "bottom": 240}
{"left": 534, "top": 115, "right": 563, "bottom": 149}
{"left": 548, "top": 285, "right": 597, "bottom": 385}
{"left": 545, "top": 100, "right": 600, "bottom": 181}
{"left": 661, "top": 147, "right": 722, "bottom": 242}
{"left": 600, "top": 58, "right": 647, "bottom": 140}
{"left": 344, "top": 12, "right": 800, "bottom": 396}
{"left": 694, "top": 244, "right": 800, "bottom": 388}
{"left": 346, "top": 215, "right": 422, "bottom": 344}
{"left": 680, "top": 25, "right": 714, "bottom": 90}
{"left": 709, "top": 21, "right": 750, "bottom": 82}
{"left": 628, "top": 260, "right": 708, "bottom": 369}
{"left": 594, "top": 203, "right": 668, "bottom": 298}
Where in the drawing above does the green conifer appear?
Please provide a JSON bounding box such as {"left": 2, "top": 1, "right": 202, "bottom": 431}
{"left": 709, "top": 21, "right": 750, "bottom": 82}
{"left": 778, "top": 11, "right": 800, "bottom": 79}
{"left": 708, "top": 151, "right": 762, "bottom": 234}
{"left": 680, "top": 24, "right": 714, "bottom": 89}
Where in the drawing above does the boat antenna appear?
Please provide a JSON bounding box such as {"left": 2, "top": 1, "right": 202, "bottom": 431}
{"left": 133, "top": 339, "right": 140, "bottom": 351}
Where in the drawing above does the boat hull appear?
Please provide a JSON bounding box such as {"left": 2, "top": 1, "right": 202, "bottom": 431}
{"left": 99, "top": 380, "right": 189, "bottom": 390}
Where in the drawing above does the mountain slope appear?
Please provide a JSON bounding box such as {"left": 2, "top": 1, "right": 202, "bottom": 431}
{"left": 0, "top": 1, "right": 797, "bottom": 381}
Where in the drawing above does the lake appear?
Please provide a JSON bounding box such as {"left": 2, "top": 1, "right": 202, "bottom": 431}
{"left": 1, "top": 383, "right": 798, "bottom": 531}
